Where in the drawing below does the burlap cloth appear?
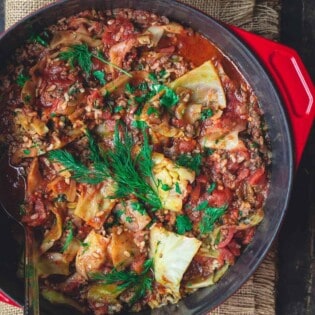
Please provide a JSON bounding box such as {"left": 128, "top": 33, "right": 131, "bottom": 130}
{"left": 1, "top": 0, "right": 281, "bottom": 314}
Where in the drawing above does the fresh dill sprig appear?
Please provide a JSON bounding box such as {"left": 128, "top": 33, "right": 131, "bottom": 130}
{"left": 59, "top": 44, "right": 92, "bottom": 76}
{"left": 91, "top": 258, "right": 153, "bottom": 304}
{"left": 108, "top": 124, "right": 161, "bottom": 209}
{"left": 59, "top": 44, "right": 132, "bottom": 77}
{"left": 48, "top": 149, "right": 109, "bottom": 184}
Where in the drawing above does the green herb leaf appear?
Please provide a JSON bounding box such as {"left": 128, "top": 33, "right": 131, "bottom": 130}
{"left": 114, "top": 106, "right": 124, "bottom": 113}
{"left": 147, "top": 106, "right": 159, "bottom": 116}
{"left": 61, "top": 222, "right": 74, "bottom": 253}
{"left": 160, "top": 86, "right": 179, "bottom": 108}
{"left": 161, "top": 183, "right": 171, "bottom": 191}
{"left": 53, "top": 194, "right": 67, "bottom": 203}
{"left": 195, "top": 200, "right": 209, "bottom": 211}
{"left": 176, "top": 153, "right": 202, "bottom": 175}
{"left": 23, "top": 149, "right": 31, "bottom": 155}
{"left": 17, "top": 73, "right": 29, "bottom": 87}
{"left": 175, "top": 182, "right": 181, "bottom": 194}
{"left": 125, "top": 83, "right": 136, "bottom": 94}
{"left": 93, "top": 70, "right": 106, "bottom": 85}
{"left": 131, "top": 202, "right": 147, "bottom": 215}
{"left": 148, "top": 72, "right": 158, "bottom": 83}
{"left": 207, "top": 182, "right": 217, "bottom": 194}
{"left": 131, "top": 120, "right": 148, "bottom": 129}
{"left": 59, "top": 44, "right": 92, "bottom": 76}
{"left": 91, "top": 258, "right": 153, "bottom": 304}
{"left": 29, "top": 33, "right": 49, "bottom": 47}
{"left": 199, "top": 205, "right": 228, "bottom": 234}
{"left": 126, "top": 216, "right": 133, "bottom": 223}
{"left": 200, "top": 108, "right": 213, "bottom": 120}
{"left": 176, "top": 215, "right": 193, "bottom": 235}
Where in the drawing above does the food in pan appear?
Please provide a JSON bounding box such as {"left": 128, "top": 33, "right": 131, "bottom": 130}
{"left": 0, "top": 8, "right": 270, "bottom": 314}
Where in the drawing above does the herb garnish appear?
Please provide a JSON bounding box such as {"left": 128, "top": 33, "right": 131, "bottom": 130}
{"left": 200, "top": 108, "right": 213, "bottom": 120}
{"left": 176, "top": 215, "right": 193, "bottom": 235}
{"left": 49, "top": 149, "right": 109, "bottom": 184}
{"left": 207, "top": 183, "right": 216, "bottom": 194}
{"left": 59, "top": 44, "right": 132, "bottom": 77}
{"left": 175, "top": 182, "right": 181, "bottom": 194}
{"left": 91, "top": 258, "right": 153, "bottom": 304}
{"left": 176, "top": 153, "right": 202, "bottom": 175}
{"left": 161, "top": 183, "right": 171, "bottom": 191}
{"left": 29, "top": 32, "right": 49, "bottom": 47}
{"left": 195, "top": 201, "right": 228, "bottom": 234}
{"left": 50, "top": 126, "right": 161, "bottom": 209}
{"left": 93, "top": 70, "right": 106, "bottom": 85}
{"left": 16, "top": 73, "right": 29, "bottom": 87}
{"left": 109, "top": 124, "right": 161, "bottom": 209}
{"left": 61, "top": 221, "right": 74, "bottom": 253}
{"left": 131, "top": 202, "right": 147, "bottom": 215}
{"left": 53, "top": 194, "right": 67, "bottom": 203}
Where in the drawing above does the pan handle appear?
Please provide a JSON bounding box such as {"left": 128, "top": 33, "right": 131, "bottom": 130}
{"left": 230, "top": 25, "right": 315, "bottom": 168}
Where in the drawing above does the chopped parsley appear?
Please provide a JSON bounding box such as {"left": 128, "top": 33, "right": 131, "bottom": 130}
{"left": 176, "top": 153, "right": 202, "bottom": 175}
{"left": 200, "top": 108, "right": 213, "bottom": 120}
{"left": 16, "top": 73, "right": 29, "bottom": 87}
{"left": 131, "top": 120, "right": 147, "bottom": 129}
{"left": 131, "top": 202, "right": 147, "bottom": 215}
{"left": 175, "top": 182, "right": 181, "bottom": 194}
{"left": 114, "top": 106, "right": 124, "bottom": 113}
{"left": 125, "top": 83, "right": 136, "bottom": 94}
{"left": 53, "top": 194, "right": 67, "bottom": 203}
{"left": 61, "top": 222, "right": 74, "bottom": 253}
{"left": 93, "top": 70, "right": 106, "bottom": 85}
{"left": 148, "top": 72, "right": 158, "bottom": 83}
{"left": 195, "top": 202, "right": 228, "bottom": 234}
{"left": 176, "top": 215, "right": 193, "bottom": 235}
{"left": 126, "top": 216, "right": 133, "bottom": 223}
{"left": 23, "top": 149, "right": 31, "bottom": 155}
{"left": 29, "top": 32, "right": 49, "bottom": 47}
{"left": 207, "top": 183, "right": 217, "bottom": 194}
{"left": 147, "top": 106, "right": 159, "bottom": 116}
{"left": 161, "top": 183, "right": 171, "bottom": 191}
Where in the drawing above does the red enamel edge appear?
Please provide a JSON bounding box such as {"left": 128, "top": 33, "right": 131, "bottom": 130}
{"left": 230, "top": 25, "right": 315, "bottom": 168}
{"left": 0, "top": 290, "right": 21, "bottom": 308}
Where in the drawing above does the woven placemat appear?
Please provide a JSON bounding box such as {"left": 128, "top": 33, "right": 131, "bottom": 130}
{"left": 2, "top": 1, "right": 280, "bottom": 314}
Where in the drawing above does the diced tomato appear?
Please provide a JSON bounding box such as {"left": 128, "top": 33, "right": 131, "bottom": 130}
{"left": 242, "top": 227, "right": 255, "bottom": 245}
{"left": 131, "top": 254, "right": 146, "bottom": 275}
{"left": 218, "top": 227, "right": 235, "bottom": 249}
{"left": 248, "top": 168, "right": 266, "bottom": 186}
{"left": 208, "top": 187, "right": 233, "bottom": 207}
{"left": 172, "top": 118, "right": 185, "bottom": 128}
{"left": 227, "top": 240, "right": 241, "bottom": 257}
{"left": 178, "top": 139, "right": 197, "bottom": 153}
{"left": 237, "top": 168, "right": 250, "bottom": 181}
{"left": 218, "top": 248, "right": 235, "bottom": 265}
{"left": 157, "top": 46, "right": 176, "bottom": 54}
{"left": 102, "top": 18, "right": 135, "bottom": 46}
{"left": 190, "top": 182, "right": 201, "bottom": 205}
{"left": 196, "top": 175, "right": 208, "bottom": 184}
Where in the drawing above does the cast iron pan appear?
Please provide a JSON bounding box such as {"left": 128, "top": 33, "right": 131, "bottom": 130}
{"left": 0, "top": 0, "right": 297, "bottom": 314}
